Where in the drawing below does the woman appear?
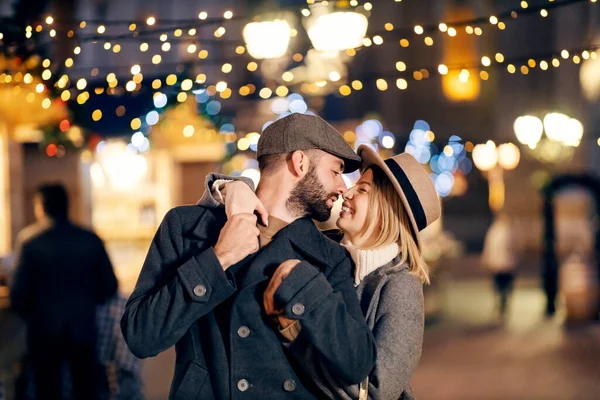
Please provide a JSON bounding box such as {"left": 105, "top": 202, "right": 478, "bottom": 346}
{"left": 203, "top": 145, "right": 440, "bottom": 399}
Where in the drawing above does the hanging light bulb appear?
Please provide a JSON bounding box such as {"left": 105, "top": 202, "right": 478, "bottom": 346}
{"left": 243, "top": 19, "right": 292, "bottom": 59}
{"left": 303, "top": 3, "right": 369, "bottom": 52}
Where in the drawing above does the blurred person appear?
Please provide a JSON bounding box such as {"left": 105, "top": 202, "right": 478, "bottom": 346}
{"left": 10, "top": 184, "right": 118, "bottom": 400}
{"left": 201, "top": 145, "right": 441, "bottom": 400}
{"left": 481, "top": 213, "right": 520, "bottom": 321}
{"left": 121, "top": 113, "right": 376, "bottom": 399}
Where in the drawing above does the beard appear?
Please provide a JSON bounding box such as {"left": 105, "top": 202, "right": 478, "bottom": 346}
{"left": 286, "top": 164, "right": 337, "bottom": 222}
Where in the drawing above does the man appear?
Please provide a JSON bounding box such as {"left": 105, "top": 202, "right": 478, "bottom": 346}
{"left": 121, "top": 113, "right": 376, "bottom": 399}
{"left": 10, "top": 184, "right": 118, "bottom": 400}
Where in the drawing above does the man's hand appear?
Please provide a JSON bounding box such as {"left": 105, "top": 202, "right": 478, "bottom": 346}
{"left": 214, "top": 214, "right": 260, "bottom": 270}
{"left": 263, "top": 259, "right": 302, "bottom": 316}
{"left": 222, "top": 181, "right": 269, "bottom": 226}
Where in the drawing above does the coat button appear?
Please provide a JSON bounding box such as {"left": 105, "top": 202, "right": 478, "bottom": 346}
{"left": 237, "top": 379, "right": 249, "bottom": 392}
{"left": 283, "top": 379, "right": 296, "bottom": 392}
{"left": 291, "top": 303, "right": 305, "bottom": 316}
{"left": 193, "top": 284, "right": 207, "bottom": 297}
{"left": 237, "top": 326, "right": 250, "bottom": 338}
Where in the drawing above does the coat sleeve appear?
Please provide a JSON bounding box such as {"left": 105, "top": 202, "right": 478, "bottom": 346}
{"left": 311, "top": 275, "right": 424, "bottom": 400}
{"left": 196, "top": 172, "right": 255, "bottom": 208}
{"left": 121, "top": 208, "right": 236, "bottom": 359}
{"left": 273, "top": 258, "right": 377, "bottom": 384}
{"left": 363, "top": 276, "right": 424, "bottom": 399}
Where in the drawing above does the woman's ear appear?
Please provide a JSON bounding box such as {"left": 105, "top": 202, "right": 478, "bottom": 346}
{"left": 289, "top": 150, "right": 309, "bottom": 177}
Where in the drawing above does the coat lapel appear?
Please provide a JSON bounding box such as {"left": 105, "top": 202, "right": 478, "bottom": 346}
{"left": 239, "top": 217, "right": 328, "bottom": 289}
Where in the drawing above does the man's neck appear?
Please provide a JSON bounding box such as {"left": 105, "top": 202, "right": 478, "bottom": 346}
{"left": 255, "top": 183, "right": 298, "bottom": 224}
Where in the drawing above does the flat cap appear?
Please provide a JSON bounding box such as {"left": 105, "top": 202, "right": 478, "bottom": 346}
{"left": 257, "top": 113, "right": 361, "bottom": 173}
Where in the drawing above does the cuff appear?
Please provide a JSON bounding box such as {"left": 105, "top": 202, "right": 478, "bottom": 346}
{"left": 177, "top": 247, "right": 236, "bottom": 304}
{"left": 211, "top": 179, "right": 233, "bottom": 205}
{"left": 279, "top": 320, "right": 302, "bottom": 342}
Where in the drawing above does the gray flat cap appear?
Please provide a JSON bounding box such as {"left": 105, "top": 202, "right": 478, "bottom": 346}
{"left": 257, "top": 113, "right": 361, "bottom": 173}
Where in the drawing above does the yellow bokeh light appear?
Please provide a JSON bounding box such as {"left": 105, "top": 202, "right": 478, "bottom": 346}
{"left": 276, "top": 86, "right": 289, "bottom": 97}
{"left": 376, "top": 79, "right": 388, "bottom": 91}
{"left": 92, "top": 110, "right": 102, "bottom": 121}
{"left": 181, "top": 79, "right": 193, "bottom": 91}
{"left": 131, "top": 65, "right": 141, "bottom": 75}
{"left": 224, "top": 10, "right": 233, "bottom": 19}
{"left": 236, "top": 46, "right": 245, "bottom": 55}
{"left": 126, "top": 81, "right": 136, "bottom": 92}
{"left": 162, "top": 42, "right": 171, "bottom": 52}
{"left": 424, "top": 37, "right": 434, "bottom": 46}
{"left": 41, "top": 98, "right": 51, "bottom": 109}
{"left": 174, "top": 29, "right": 182, "bottom": 37}
{"left": 259, "top": 88, "right": 272, "bottom": 99}
{"left": 104, "top": 42, "right": 111, "bottom": 50}
{"left": 152, "top": 55, "right": 162, "bottom": 64}
{"left": 187, "top": 44, "right": 197, "bottom": 53}
{"left": 247, "top": 62, "right": 258, "bottom": 72}
{"left": 495, "top": 53, "right": 504, "bottom": 63}
{"left": 140, "top": 43, "right": 149, "bottom": 52}
{"left": 61, "top": 90, "right": 70, "bottom": 101}
{"left": 152, "top": 79, "right": 162, "bottom": 89}
{"left": 540, "top": 61, "right": 549, "bottom": 70}
{"left": 147, "top": 17, "right": 156, "bottom": 25}
{"left": 400, "top": 39, "right": 409, "bottom": 47}
{"left": 438, "top": 64, "right": 449, "bottom": 75}
{"left": 196, "top": 74, "right": 207, "bottom": 83}
{"left": 220, "top": 88, "right": 232, "bottom": 99}
{"left": 97, "top": 25, "right": 106, "bottom": 34}
{"left": 222, "top": 63, "right": 233, "bottom": 73}
{"left": 76, "top": 78, "right": 87, "bottom": 90}
{"left": 216, "top": 81, "right": 228, "bottom": 92}
{"left": 131, "top": 118, "right": 142, "bottom": 130}
{"left": 42, "top": 69, "right": 52, "bottom": 80}
{"left": 198, "top": 50, "right": 208, "bottom": 59}
{"left": 339, "top": 85, "right": 351, "bottom": 96}
{"left": 238, "top": 138, "right": 251, "bottom": 151}
{"left": 507, "top": 64, "right": 516, "bottom": 73}
{"left": 113, "top": 44, "right": 121, "bottom": 53}
{"left": 65, "top": 58, "right": 74, "bottom": 67}
{"left": 352, "top": 80, "right": 363, "bottom": 90}
{"left": 282, "top": 72, "right": 294, "bottom": 82}
{"left": 480, "top": 71, "right": 489, "bottom": 80}
{"left": 166, "top": 74, "right": 177, "bottom": 86}
{"left": 396, "top": 61, "right": 407, "bottom": 72}
{"left": 396, "top": 79, "right": 408, "bottom": 90}
{"left": 198, "top": 11, "right": 208, "bottom": 20}
{"left": 239, "top": 86, "right": 250, "bottom": 96}
{"left": 385, "top": 23, "right": 394, "bottom": 31}
{"left": 177, "top": 92, "right": 187, "bottom": 102}
{"left": 129, "top": 24, "right": 136, "bottom": 31}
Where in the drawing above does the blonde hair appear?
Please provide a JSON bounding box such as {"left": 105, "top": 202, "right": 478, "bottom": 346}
{"left": 354, "top": 165, "right": 431, "bottom": 284}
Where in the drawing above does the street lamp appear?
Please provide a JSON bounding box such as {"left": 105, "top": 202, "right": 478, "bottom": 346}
{"left": 513, "top": 113, "right": 584, "bottom": 164}
{"left": 472, "top": 140, "right": 521, "bottom": 212}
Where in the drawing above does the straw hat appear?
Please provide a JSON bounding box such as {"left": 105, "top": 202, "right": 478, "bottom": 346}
{"left": 358, "top": 144, "right": 441, "bottom": 248}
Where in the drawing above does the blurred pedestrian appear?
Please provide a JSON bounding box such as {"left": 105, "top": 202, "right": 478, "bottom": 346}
{"left": 9, "top": 184, "right": 118, "bottom": 400}
{"left": 481, "top": 213, "right": 520, "bottom": 321}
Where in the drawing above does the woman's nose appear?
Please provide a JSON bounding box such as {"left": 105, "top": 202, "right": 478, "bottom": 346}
{"left": 343, "top": 188, "right": 355, "bottom": 200}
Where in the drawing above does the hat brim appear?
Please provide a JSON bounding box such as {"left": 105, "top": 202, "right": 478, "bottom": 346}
{"left": 358, "top": 145, "right": 421, "bottom": 249}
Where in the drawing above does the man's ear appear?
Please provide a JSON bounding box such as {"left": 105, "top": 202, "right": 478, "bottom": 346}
{"left": 289, "top": 150, "right": 310, "bottom": 178}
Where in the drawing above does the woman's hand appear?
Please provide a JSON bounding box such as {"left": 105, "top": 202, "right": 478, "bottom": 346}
{"left": 263, "top": 259, "right": 302, "bottom": 315}
{"left": 222, "top": 181, "right": 269, "bottom": 226}
{"left": 277, "top": 314, "right": 295, "bottom": 329}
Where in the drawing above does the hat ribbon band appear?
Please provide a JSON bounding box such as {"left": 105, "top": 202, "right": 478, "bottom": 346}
{"left": 384, "top": 159, "right": 427, "bottom": 231}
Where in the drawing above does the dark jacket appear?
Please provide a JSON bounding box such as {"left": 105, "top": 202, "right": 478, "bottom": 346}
{"left": 121, "top": 191, "right": 376, "bottom": 399}
{"left": 10, "top": 219, "right": 118, "bottom": 345}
